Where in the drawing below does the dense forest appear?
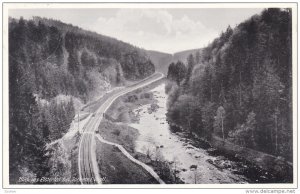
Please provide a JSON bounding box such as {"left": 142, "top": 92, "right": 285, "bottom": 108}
{"left": 9, "top": 17, "right": 155, "bottom": 183}
{"left": 166, "top": 8, "right": 292, "bottom": 161}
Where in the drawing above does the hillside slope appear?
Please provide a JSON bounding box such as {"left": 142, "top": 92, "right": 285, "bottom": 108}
{"left": 166, "top": 8, "right": 292, "bottom": 162}
{"left": 9, "top": 16, "right": 155, "bottom": 102}
{"left": 8, "top": 16, "right": 155, "bottom": 183}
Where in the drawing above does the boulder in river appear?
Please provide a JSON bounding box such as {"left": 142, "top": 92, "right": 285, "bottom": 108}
{"left": 190, "top": 165, "right": 197, "bottom": 170}
{"left": 207, "top": 148, "right": 218, "bottom": 155}
{"left": 206, "top": 159, "right": 214, "bottom": 164}
{"left": 216, "top": 156, "right": 226, "bottom": 161}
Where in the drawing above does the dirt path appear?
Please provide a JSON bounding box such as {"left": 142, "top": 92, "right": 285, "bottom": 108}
{"left": 95, "top": 134, "right": 165, "bottom": 184}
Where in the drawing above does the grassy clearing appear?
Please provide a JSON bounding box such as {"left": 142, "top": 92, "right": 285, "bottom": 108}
{"left": 95, "top": 140, "right": 158, "bottom": 184}
{"left": 98, "top": 119, "right": 138, "bottom": 153}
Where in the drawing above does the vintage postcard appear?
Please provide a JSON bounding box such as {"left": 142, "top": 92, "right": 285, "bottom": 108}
{"left": 1, "top": 2, "right": 298, "bottom": 190}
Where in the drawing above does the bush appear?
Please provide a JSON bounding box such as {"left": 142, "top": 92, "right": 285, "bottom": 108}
{"left": 125, "top": 95, "right": 138, "bottom": 103}
{"left": 112, "top": 129, "right": 121, "bottom": 136}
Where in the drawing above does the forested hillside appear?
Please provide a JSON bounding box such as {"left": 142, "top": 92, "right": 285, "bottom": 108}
{"left": 166, "top": 8, "right": 292, "bottom": 161}
{"left": 9, "top": 16, "right": 155, "bottom": 183}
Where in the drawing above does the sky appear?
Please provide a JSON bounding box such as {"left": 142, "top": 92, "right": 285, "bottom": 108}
{"left": 9, "top": 8, "right": 263, "bottom": 53}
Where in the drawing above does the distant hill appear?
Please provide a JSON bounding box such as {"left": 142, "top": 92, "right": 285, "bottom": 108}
{"left": 145, "top": 50, "right": 172, "bottom": 74}
{"left": 145, "top": 48, "right": 202, "bottom": 75}
{"left": 173, "top": 48, "right": 202, "bottom": 63}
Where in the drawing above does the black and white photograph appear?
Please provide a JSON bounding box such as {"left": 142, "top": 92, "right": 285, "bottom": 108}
{"left": 1, "top": 2, "right": 298, "bottom": 190}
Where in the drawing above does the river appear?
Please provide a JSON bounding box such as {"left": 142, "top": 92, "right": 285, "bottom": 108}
{"left": 130, "top": 83, "right": 248, "bottom": 184}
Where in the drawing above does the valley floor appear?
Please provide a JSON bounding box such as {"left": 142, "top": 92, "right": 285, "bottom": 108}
{"left": 48, "top": 76, "right": 291, "bottom": 185}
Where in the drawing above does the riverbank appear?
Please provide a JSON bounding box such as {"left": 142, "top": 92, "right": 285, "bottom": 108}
{"left": 209, "top": 135, "right": 293, "bottom": 183}
{"left": 167, "top": 124, "right": 293, "bottom": 183}
{"left": 97, "top": 79, "right": 182, "bottom": 184}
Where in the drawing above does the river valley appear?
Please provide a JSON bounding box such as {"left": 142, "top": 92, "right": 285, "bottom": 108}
{"left": 130, "top": 83, "right": 251, "bottom": 184}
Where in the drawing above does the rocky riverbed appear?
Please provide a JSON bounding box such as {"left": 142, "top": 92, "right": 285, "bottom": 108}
{"left": 130, "top": 83, "right": 287, "bottom": 184}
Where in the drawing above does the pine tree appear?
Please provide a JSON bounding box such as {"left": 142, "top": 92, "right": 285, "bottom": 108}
{"left": 195, "top": 51, "right": 201, "bottom": 64}
{"left": 214, "top": 106, "right": 226, "bottom": 140}
{"left": 183, "top": 54, "right": 195, "bottom": 90}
